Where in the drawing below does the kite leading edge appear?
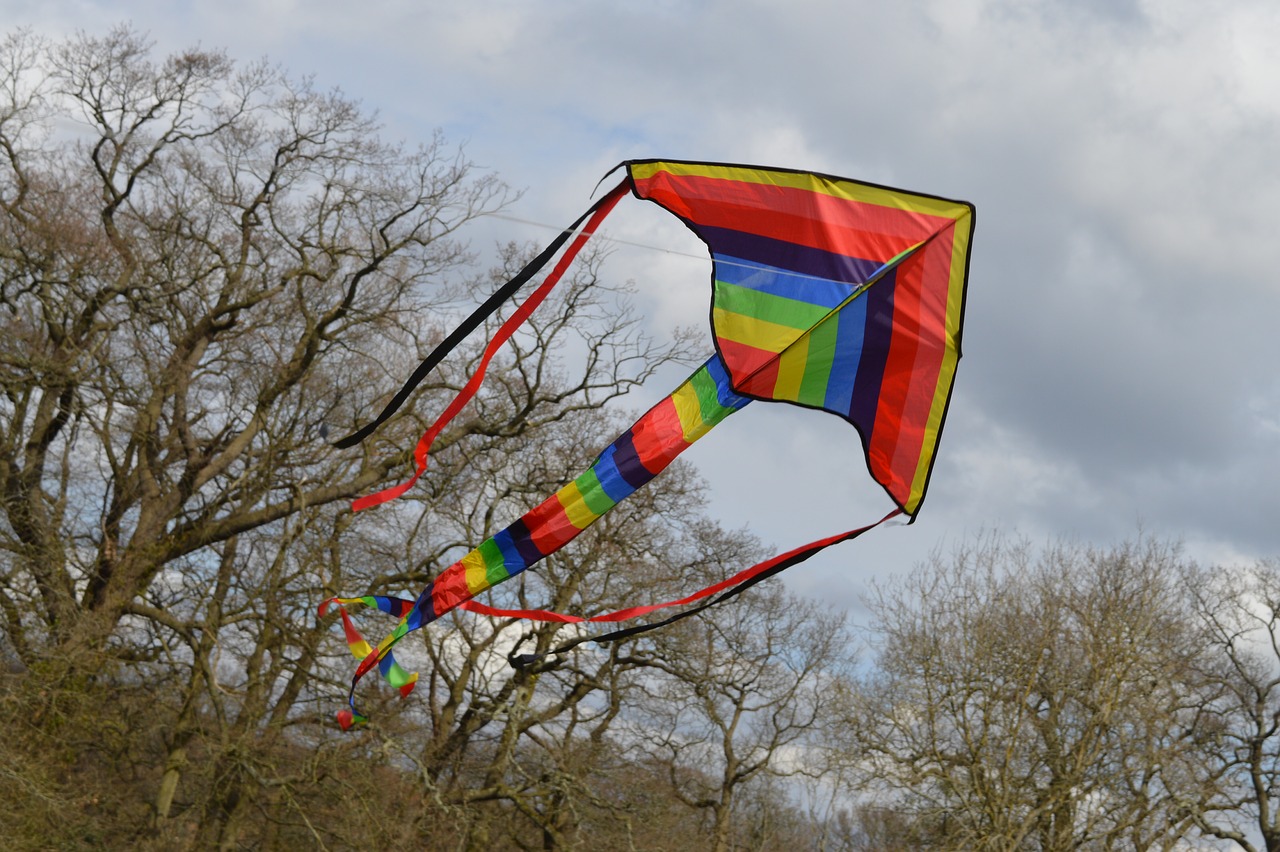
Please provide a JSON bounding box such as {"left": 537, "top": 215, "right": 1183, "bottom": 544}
{"left": 321, "top": 160, "right": 975, "bottom": 728}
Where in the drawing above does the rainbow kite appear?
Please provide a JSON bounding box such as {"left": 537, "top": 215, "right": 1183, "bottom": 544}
{"left": 321, "top": 160, "right": 975, "bottom": 728}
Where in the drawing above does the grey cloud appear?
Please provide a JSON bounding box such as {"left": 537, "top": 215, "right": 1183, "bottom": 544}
{"left": 6, "top": 0, "right": 1276, "bottom": 575}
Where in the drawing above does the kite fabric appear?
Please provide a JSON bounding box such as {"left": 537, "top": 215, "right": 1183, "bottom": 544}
{"left": 628, "top": 161, "right": 973, "bottom": 516}
{"left": 322, "top": 160, "right": 975, "bottom": 728}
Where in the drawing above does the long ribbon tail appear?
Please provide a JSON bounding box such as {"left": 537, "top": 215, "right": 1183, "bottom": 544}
{"left": 484, "top": 508, "right": 902, "bottom": 665}
{"left": 333, "top": 180, "right": 631, "bottom": 451}
{"left": 343, "top": 180, "right": 630, "bottom": 512}
{"left": 334, "top": 353, "right": 750, "bottom": 723}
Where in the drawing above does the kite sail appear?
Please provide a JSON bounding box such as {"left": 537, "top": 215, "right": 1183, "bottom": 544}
{"left": 322, "top": 160, "right": 975, "bottom": 728}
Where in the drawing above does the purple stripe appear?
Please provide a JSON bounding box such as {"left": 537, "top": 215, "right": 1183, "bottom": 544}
{"left": 847, "top": 269, "right": 896, "bottom": 436}
{"left": 412, "top": 583, "right": 434, "bottom": 625}
{"left": 502, "top": 518, "right": 544, "bottom": 569}
{"left": 612, "top": 430, "right": 657, "bottom": 489}
{"left": 593, "top": 446, "right": 638, "bottom": 503}
{"left": 701, "top": 225, "right": 882, "bottom": 286}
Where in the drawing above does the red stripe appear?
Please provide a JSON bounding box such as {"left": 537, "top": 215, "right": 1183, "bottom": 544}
{"left": 338, "top": 605, "right": 366, "bottom": 648}
{"left": 717, "top": 338, "right": 779, "bottom": 397}
{"left": 629, "top": 396, "right": 690, "bottom": 474}
{"left": 430, "top": 563, "right": 472, "bottom": 617}
{"left": 889, "top": 228, "right": 954, "bottom": 494}
{"left": 526, "top": 493, "right": 583, "bottom": 554}
{"left": 868, "top": 253, "right": 927, "bottom": 502}
{"left": 460, "top": 600, "right": 584, "bottom": 623}
{"left": 634, "top": 172, "right": 945, "bottom": 260}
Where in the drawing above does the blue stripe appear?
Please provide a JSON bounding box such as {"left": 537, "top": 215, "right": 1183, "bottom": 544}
{"left": 713, "top": 254, "right": 855, "bottom": 308}
{"left": 824, "top": 296, "right": 866, "bottom": 415}
{"left": 492, "top": 528, "right": 530, "bottom": 575}
{"left": 704, "top": 354, "right": 751, "bottom": 409}
{"left": 593, "top": 445, "right": 638, "bottom": 503}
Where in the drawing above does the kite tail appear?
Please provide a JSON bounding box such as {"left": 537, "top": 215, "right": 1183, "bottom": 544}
{"left": 328, "top": 354, "right": 750, "bottom": 725}
{"left": 481, "top": 507, "right": 902, "bottom": 666}
{"left": 317, "top": 597, "right": 420, "bottom": 728}
{"left": 341, "top": 179, "right": 631, "bottom": 512}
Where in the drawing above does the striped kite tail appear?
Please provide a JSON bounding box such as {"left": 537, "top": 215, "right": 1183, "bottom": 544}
{"left": 327, "top": 354, "right": 751, "bottom": 725}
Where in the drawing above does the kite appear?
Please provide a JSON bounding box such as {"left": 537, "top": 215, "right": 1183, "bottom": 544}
{"left": 320, "top": 160, "right": 975, "bottom": 728}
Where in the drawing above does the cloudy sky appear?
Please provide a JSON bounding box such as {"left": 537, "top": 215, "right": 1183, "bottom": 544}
{"left": 7, "top": 0, "right": 1278, "bottom": 616}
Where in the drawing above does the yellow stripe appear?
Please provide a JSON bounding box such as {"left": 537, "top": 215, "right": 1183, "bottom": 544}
{"left": 713, "top": 306, "right": 798, "bottom": 354}
{"left": 630, "top": 161, "right": 972, "bottom": 220}
{"left": 558, "top": 482, "right": 599, "bottom": 530}
{"left": 772, "top": 332, "right": 809, "bottom": 402}
{"left": 671, "top": 380, "right": 707, "bottom": 442}
{"left": 462, "top": 549, "right": 489, "bottom": 595}
{"left": 349, "top": 637, "right": 373, "bottom": 659}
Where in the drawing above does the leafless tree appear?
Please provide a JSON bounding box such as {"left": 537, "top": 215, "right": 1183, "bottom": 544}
{"left": 0, "top": 27, "right": 704, "bottom": 848}
{"left": 848, "top": 535, "right": 1219, "bottom": 851}
{"left": 0, "top": 25, "right": 512, "bottom": 659}
{"left": 618, "top": 577, "right": 856, "bottom": 852}
{"left": 1184, "top": 558, "right": 1280, "bottom": 851}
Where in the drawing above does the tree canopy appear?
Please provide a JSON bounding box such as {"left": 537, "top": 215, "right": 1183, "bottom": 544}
{"left": 2, "top": 27, "right": 1279, "bottom": 852}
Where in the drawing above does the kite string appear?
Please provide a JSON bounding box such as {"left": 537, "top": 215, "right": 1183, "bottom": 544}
{"left": 486, "top": 211, "right": 713, "bottom": 262}
{"left": 485, "top": 211, "right": 866, "bottom": 289}
{"left": 334, "top": 181, "right": 633, "bottom": 451}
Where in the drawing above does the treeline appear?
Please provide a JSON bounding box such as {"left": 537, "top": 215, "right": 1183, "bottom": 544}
{"left": 2, "top": 29, "right": 1279, "bottom": 851}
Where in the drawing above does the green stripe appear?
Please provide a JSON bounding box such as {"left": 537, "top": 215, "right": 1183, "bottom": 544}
{"left": 575, "top": 468, "right": 617, "bottom": 516}
{"left": 715, "top": 280, "right": 830, "bottom": 329}
{"left": 689, "top": 366, "right": 726, "bottom": 423}
{"left": 479, "top": 538, "right": 508, "bottom": 585}
{"left": 797, "top": 321, "right": 838, "bottom": 407}
{"left": 384, "top": 659, "right": 415, "bottom": 688}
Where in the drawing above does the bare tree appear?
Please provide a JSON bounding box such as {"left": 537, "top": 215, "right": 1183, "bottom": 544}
{"left": 617, "top": 578, "right": 856, "bottom": 852}
{"left": 0, "top": 26, "right": 512, "bottom": 659}
{"left": 848, "top": 535, "right": 1218, "bottom": 851}
{"left": 0, "top": 27, "right": 702, "bottom": 848}
{"left": 1185, "top": 558, "right": 1280, "bottom": 851}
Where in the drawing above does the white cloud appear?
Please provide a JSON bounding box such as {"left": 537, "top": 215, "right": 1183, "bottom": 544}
{"left": 3, "top": 0, "right": 1277, "bottom": 588}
